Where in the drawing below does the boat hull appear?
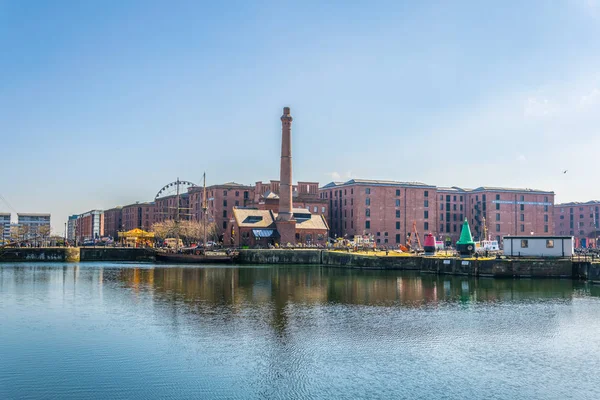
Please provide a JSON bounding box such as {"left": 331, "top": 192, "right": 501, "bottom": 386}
{"left": 155, "top": 253, "right": 234, "bottom": 264}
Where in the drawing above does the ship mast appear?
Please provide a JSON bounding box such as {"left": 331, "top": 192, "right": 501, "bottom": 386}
{"left": 482, "top": 216, "right": 488, "bottom": 241}
{"left": 202, "top": 172, "right": 207, "bottom": 253}
{"left": 175, "top": 177, "right": 180, "bottom": 252}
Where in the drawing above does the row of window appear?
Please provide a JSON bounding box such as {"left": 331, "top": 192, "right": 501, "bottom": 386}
{"left": 221, "top": 191, "right": 250, "bottom": 198}
{"left": 520, "top": 239, "right": 554, "bottom": 248}
{"left": 561, "top": 206, "right": 600, "bottom": 213}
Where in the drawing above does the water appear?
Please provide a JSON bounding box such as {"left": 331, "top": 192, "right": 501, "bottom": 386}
{"left": 1, "top": 263, "right": 600, "bottom": 400}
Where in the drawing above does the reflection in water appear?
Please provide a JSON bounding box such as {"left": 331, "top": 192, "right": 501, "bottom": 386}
{"left": 1, "top": 263, "right": 600, "bottom": 400}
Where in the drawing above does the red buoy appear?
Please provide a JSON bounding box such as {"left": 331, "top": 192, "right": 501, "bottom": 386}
{"left": 424, "top": 233, "right": 436, "bottom": 254}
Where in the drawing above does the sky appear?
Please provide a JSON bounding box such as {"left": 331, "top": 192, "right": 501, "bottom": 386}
{"left": 1, "top": 0, "right": 600, "bottom": 233}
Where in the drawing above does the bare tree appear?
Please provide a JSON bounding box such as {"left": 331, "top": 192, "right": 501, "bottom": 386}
{"left": 38, "top": 225, "right": 51, "bottom": 247}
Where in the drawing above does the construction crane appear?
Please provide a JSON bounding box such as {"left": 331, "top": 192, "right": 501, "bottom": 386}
{"left": 405, "top": 221, "right": 422, "bottom": 252}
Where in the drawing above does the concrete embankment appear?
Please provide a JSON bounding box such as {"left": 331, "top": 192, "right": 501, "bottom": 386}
{"left": 0, "top": 247, "right": 155, "bottom": 263}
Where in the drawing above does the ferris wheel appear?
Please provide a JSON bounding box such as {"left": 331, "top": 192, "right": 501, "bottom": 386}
{"left": 155, "top": 178, "right": 197, "bottom": 199}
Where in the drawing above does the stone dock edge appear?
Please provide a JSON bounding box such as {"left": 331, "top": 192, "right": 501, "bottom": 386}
{"left": 0, "top": 248, "right": 599, "bottom": 282}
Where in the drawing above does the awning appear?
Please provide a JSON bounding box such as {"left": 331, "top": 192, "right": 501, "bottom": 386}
{"left": 252, "top": 229, "right": 277, "bottom": 238}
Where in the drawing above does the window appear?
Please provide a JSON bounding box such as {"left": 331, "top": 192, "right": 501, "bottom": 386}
{"left": 344, "top": 199, "right": 347, "bottom": 206}
{"left": 235, "top": 200, "right": 239, "bottom": 206}
{"left": 384, "top": 232, "right": 388, "bottom": 236}
{"left": 495, "top": 203, "right": 500, "bottom": 210}
{"left": 453, "top": 224, "right": 457, "bottom": 232}
{"left": 544, "top": 205, "right": 548, "bottom": 212}
{"left": 321, "top": 207, "right": 325, "bottom": 213}
{"left": 366, "top": 198, "right": 370, "bottom": 206}
{"left": 351, "top": 188, "right": 354, "bottom": 195}
{"left": 376, "top": 239, "right": 380, "bottom": 244}
{"left": 460, "top": 214, "right": 463, "bottom": 221}
{"left": 520, "top": 214, "right": 524, "bottom": 222}
{"left": 440, "top": 204, "right": 444, "bottom": 210}
{"left": 366, "top": 188, "right": 371, "bottom": 194}
{"left": 396, "top": 210, "right": 400, "bottom": 218}
{"left": 222, "top": 221, "right": 227, "bottom": 229}
{"left": 396, "top": 222, "right": 400, "bottom": 230}
{"left": 424, "top": 222, "right": 429, "bottom": 230}
{"left": 580, "top": 214, "right": 584, "bottom": 219}
{"left": 460, "top": 196, "right": 463, "bottom": 201}
{"left": 460, "top": 204, "right": 463, "bottom": 211}
{"left": 520, "top": 204, "right": 524, "bottom": 211}
{"left": 496, "top": 194, "right": 500, "bottom": 200}
{"left": 560, "top": 215, "right": 564, "bottom": 220}
{"left": 453, "top": 204, "right": 457, "bottom": 211}
{"left": 544, "top": 196, "right": 548, "bottom": 202}
{"left": 365, "top": 221, "right": 370, "bottom": 229}
{"left": 446, "top": 195, "right": 451, "bottom": 202}
{"left": 520, "top": 195, "right": 524, "bottom": 202}
{"left": 376, "top": 232, "right": 380, "bottom": 236}
{"left": 365, "top": 209, "right": 370, "bottom": 217}
{"left": 440, "top": 224, "right": 444, "bottom": 232}
{"left": 223, "top": 190, "right": 228, "bottom": 196}
{"left": 496, "top": 213, "right": 500, "bottom": 221}
{"left": 453, "top": 195, "right": 456, "bottom": 201}
{"left": 440, "top": 195, "right": 444, "bottom": 200}
{"left": 235, "top": 191, "right": 239, "bottom": 197}
{"left": 384, "top": 239, "right": 388, "bottom": 243}
{"left": 396, "top": 189, "right": 400, "bottom": 196}
{"left": 223, "top": 200, "right": 227, "bottom": 207}
{"left": 440, "top": 214, "right": 444, "bottom": 221}
{"left": 351, "top": 198, "right": 353, "bottom": 205}
{"left": 424, "top": 211, "right": 429, "bottom": 219}
{"left": 396, "top": 199, "right": 400, "bottom": 207}
{"left": 424, "top": 200, "right": 429, "bottom": 207}
{"left": 223, "top": 210, "right": 227, "bottom": 218}
{"left": 496, "top": 224, "right": 500, "bottom": 232}
{"left": 395, "top": 234, "right": 400, "bottom": 243}
{"left": 544, "top": 225, "right": 549, "bottom": 233}
{"left": 520, "top": 224, "right": 525, "bottom": 232}
{"left": 424, "top": 191, "right": 429, "bottom": 197}
{"left": 314, "top": 206, "right": 317, "bottom": 213}
{"left": 544, "top": 215, "right": 548, "bottom": 222}
{"left": 521, "top": 239, "right": 528, "bottom": 248}
{"left": 546, "top": 240, "right": 554, "bottom": 248}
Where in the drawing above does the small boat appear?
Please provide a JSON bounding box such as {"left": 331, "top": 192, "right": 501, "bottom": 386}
{"left": 155, "top": 251, "right": 235, "bottom": 264}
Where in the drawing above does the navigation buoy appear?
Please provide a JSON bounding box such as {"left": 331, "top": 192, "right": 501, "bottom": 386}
{"left": 424, "top": 233, "right": 436, "bottom": 255}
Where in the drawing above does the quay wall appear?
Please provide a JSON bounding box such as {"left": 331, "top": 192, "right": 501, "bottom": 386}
{"left": 236, "top": 249, "right": 322, "bottom": 264}
{"left": 80, "top": 248, "right": 155, "bottom": 262}
{"left": 0, "top": 247, "right": 155, "bottom": 263}
{"left": 238, "top": 250, "right": 574, "bottom": 279}
{"left": 0, "top": 248, "right": 81, "bottom": 262}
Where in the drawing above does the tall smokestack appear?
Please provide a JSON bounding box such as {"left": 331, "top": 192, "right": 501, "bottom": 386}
{"left": 278, "top": 106, "right": 293, "bottom": 221}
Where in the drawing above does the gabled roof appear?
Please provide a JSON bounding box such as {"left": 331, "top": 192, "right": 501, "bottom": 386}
{"left": 321, "top": 179, "right": 434, "bottom": 189}
{"left": 233, "top": 208, "right": 276, "bottom": 228}
{"left": 470, "top": 187, "right": 553, "bottom": 194}
{"left": 556, "top": 200, "right": 600, "bottom": 206}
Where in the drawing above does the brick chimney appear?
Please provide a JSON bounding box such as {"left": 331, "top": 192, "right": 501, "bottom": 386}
{"left": 277, "top": 106, "right": 293, "bottom": 221}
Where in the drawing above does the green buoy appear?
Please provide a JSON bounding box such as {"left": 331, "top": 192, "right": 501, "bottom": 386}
{"left": 456, "top": 219, "right": 475, "bottom": 256}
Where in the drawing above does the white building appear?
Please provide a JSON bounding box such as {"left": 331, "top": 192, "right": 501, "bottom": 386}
{"left": 0, "top": 213, "right": 10, "bottom": 243}
{"left": 503, "top": 235, "right": 574, "bottom": 257}
{"left": 17, "top": 213, "right": 51, "bottom": 241}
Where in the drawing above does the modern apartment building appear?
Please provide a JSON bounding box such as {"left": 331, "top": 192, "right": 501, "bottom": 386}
{"left": 0, "top": 213, "right": 10, "bottom": 243}
{"left": 76, "top": 210, "right": 104, "bottom": 243}
{"left": 554, "top": 201, "right": 600, "bottom": 248}
{"left": 17, "top": 213, "right": 51, "bottom": 241}
{"left": 67, "top": 215, "right": 78, "bottom": 243}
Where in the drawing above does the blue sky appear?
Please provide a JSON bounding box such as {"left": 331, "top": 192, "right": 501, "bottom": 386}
{"left": 1, "top": 0, "right": 600, "bottom": 233}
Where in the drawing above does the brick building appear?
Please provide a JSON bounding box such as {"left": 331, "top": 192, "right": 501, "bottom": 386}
{"left": 254, "top": 180, "right": 328, "bottom": 217}
{"left": 188, "top": 182, "right": 254, "bottom": 241}
{"left": 103, "top": 207, "right": 123, "bottom": 239}
{"left": 321, "top": 180, "right": 436, "bottom": 246}
{"left": 154, "top": 193, "right": 191, "bottom": 223}
{"left": 121, "top": 202, "right": 155, "bottom": 232}
{"left": 320, "top": 180, "right": 554, "bottom": 248}
{"left": 467, "top": 187, "right": 553, "bottom": 244}
{"left": 76, "top": 210, "right": 103, "bottom": 243}
{"left": 554, "top": 201, "right": 600, "bottom": 248}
